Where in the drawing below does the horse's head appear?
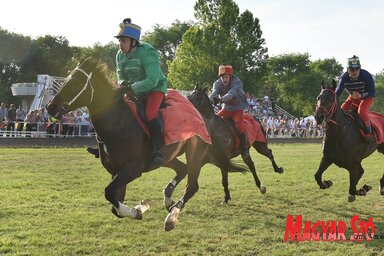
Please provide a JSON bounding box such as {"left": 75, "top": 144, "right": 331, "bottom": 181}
{"left": 315, "top": 79, "right": 338, "bottom": 124}
{"left": 46, "top": 58, "right": 101, "bottom": 119}
{"left": 187, "top": 86, "right": 214, "bottom": 117}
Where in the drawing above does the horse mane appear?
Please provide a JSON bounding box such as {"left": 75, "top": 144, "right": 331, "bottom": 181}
{"left": 80, "top": 57, "right": 118, "bottom": 89}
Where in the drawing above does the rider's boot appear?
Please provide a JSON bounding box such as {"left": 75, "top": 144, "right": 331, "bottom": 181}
{"left": 239, "top": 132, "right": 250, "bottom": 158}
{"left": 148, "top": 119, "right": 164, "bottom": 167}
{"left": 363, "top": 126, "right": 376, "bottom": 143}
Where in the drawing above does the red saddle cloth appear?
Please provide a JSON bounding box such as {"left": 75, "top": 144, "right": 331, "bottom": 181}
{"left": 243, "top": 113, "right": 267, "bottom": 145}
{"left": 368, "top": 112, "right": 384, "bottom": 144}
{"left": 125, "top": 89, "right": 211, "bottom": 146}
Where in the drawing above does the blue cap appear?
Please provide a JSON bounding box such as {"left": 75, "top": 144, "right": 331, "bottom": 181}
{"left": 115, "top": 18, "right": 141, "bottom": 41}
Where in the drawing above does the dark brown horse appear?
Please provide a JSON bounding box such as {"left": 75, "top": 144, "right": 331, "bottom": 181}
{"left": 187, "top": 86, "right": 284, "bottom": 203}
{"left": 314, "top": 80, "right": 384, "bottom": 202}
{"left": 46, "top": 58, "right": 237, "bottom": 231}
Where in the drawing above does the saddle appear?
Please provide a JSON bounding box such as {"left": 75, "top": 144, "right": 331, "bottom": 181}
{"left": 345, "top": 110, "right": 384, "bottom": 143}
{"left": 123, "top": 89, "right": 212, "bottom": 146}
{"left": 123, "top": 94, "right": 165, "bottom": 138}
{"left": 222, "top": 113, "right": 267, "bottom": 147}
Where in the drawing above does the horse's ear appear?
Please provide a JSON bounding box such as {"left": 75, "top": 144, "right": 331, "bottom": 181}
{"left": 202, "top": 87, "right": 208, "bottom": 94}
{"left": 332, "top": 79, "right": 337, "bottom": 90}
{"left": 321, "top": 80, "right": 325, "bottom": 90}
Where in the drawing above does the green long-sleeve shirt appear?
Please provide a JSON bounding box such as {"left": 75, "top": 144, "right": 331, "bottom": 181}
{"left": 116, "top": 41, "right": 167, "bottom": 95}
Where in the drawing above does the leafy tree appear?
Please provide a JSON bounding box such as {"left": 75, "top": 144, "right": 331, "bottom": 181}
{"left": 372, "top": 71, "right": 384, "bottom": 113}
{"left": 19, "top": 35, "right": 73, "bottom": 81}
{"left": 142, "top": 20, "right": 193, "bottom": 74}
{"left": 265, "top": 53, "right": 323, "bottom": 117}
{"left": 0, "top": 27, "right": 31, "bottom": 64}
{"left": 168, "top": 0, "right": 268, "bottom": 92}
{"left": 309, "top": 58, "right": 343, "bottom": 80}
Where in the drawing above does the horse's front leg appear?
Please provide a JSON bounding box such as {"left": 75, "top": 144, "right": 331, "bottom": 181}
{"left": 220, "top": 168, "right": 231, "bottom": 203}
{"left": 314, "top": 156, "right": 333, "bottom": 189}
{"left": 253, "top": 142, "right": 284, "bottom": 174}
{"left": 163, "top": 159, "right": 188, "bottom": 211}
{"left": 111, "top": 182, "right": 126, "bottom": 218}
{"left": 105, "top": 167, "right": 147, "bottom": 219}
{"left": 348, "top": 164, "right": 367, "bottom": 202}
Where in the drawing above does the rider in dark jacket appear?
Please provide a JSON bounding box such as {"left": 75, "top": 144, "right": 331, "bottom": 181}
{"left": 335, "top": 55, "right": 376, "bottom": 143}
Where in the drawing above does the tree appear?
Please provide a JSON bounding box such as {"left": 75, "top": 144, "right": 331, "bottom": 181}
{"left": 265, "top": 53, "right": 323, "bottom": 117}
{"left": 309, "top": 58, "right": 343, "bottom": 80}
{"left": 142, "top": 20, "right": 193, "bottom": 74}
{"left": 168, "top": 0, "right": 268, "bottom": 92}
{"left": 19, "top": 35, "right": 73, "bottom": 81}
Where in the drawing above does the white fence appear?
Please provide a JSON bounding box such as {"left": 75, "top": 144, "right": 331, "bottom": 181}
{"left": 0, "top": 121, "right": 95, "bottom": 138}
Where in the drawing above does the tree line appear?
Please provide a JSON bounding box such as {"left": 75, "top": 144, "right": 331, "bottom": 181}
{"left": 1, "top": 0, "right": 383, "bottom": 117}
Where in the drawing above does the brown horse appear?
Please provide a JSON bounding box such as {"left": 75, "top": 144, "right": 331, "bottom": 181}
{"left": 314, "top": 80, "right": 384, "bottom": 202}
{"left": 187, "top": 86, "right": 284, "bottom": 203}
{"left": 46, "top": 58, "right": 237, "bottom": 231}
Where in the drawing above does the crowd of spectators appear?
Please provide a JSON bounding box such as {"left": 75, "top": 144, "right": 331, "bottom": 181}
{"left": 0, "top": 101, "right": 94, "bottom": 137}
{"left": 245, "top": 93, "right": 322, "bottom": 138}
{"left": 1, "top": 93, "right": 322, "bottom": 139}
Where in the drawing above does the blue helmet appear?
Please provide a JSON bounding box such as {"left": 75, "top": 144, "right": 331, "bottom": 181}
{"left": 115, "top": 18, "right": 141, "bottom": 41}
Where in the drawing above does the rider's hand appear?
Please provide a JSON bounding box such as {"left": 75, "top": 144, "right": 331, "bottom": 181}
{"left": 120, "top": 80, "right": 131, "bottom": 88}
{"left": 213, "top": 96, "right": 221, "bottom": 105}
{"left": 352, "top": 91, "right": 361, "bottom": 99}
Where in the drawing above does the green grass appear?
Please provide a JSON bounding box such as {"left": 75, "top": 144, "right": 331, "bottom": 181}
{"left": 0, "top": 144, "right": 383, "bottom": 255}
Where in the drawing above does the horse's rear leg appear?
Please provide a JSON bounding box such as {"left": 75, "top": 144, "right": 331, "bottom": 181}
{"left": 253, "top": 142, "right": 283, "bottom": 174}
{"left": 380, "top": 174, "right": 384, "bottom": 196}
{"left": 314, "top": 156, "right": 333, "bottom": 189}
{"left": 242, "top": 155, "right": 266, "bottom": 194}
{"left": 163, "top": 159, "right": 188, "bottom": 211}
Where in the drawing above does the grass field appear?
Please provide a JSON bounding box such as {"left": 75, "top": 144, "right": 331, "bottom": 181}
{"left": 0, "top": 144, "right": 383, "bottom": 255}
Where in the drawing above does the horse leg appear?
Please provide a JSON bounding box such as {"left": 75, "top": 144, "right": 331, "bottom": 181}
{"left": 162, "top": 159, "right": 188, "bottom": 211}
{"left": 111, "top": 180, "right": 126, "bottom": 218}
{"left": 347, "top": 166, "right": 363, "bottom": 202}
{"left": 314, "top": 156, "right": 333, "bottom": 189}
{"left": 164, "top": 140, "right": 207, "bottom": 231}
{"left": 354, "top": 165, "right": 373, "bottom": 198}
{"left": 242, "top": 154, "right": 266, "bottom": 194}
{"left": 104, "top": 167, "right": 145, "bottom": 219}
{"left": 253, "top": 142, "right": 284, "bottom": 174}
{"left": 380, "top": 174, "right": 384, "bottom": 196}
{"left": 220, "top": 168, "right": 231, "bottom": 203}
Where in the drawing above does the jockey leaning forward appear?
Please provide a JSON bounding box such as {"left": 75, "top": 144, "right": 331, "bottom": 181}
{"left": 209, "top": 64, "right": 250, "bottom": 158}
{"left": 335, "top": 55, "right": 376, "bottom": 143}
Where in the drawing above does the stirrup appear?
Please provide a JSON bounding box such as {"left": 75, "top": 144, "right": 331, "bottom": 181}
{"left": 87, "top": 147, "right": 100, "bottom": 158}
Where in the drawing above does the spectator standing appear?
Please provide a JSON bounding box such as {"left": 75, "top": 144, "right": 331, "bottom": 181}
{"left": 16, "top": 105, "right": 27, "bottom": 132}
{"left": 6, "top": 104, "right": 16, "bottom": 136}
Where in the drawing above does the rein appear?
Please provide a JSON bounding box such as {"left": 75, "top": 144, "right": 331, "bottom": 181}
{"left": 317, "top": 89, "right": 341, "bottom": 127}
{"left": 62, "top": 67, "right": 95, "bottom": 111}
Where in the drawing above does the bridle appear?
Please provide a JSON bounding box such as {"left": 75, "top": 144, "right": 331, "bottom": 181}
{"left": 316, "top": 88, "right": 340, "bottom": 126}
{"left": 61, "top": 67, "right": 95, "bottom": 111}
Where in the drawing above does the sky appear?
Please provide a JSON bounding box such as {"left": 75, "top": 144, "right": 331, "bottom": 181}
{"left": 1, "top": 0, "right": 383, "bottom": 74}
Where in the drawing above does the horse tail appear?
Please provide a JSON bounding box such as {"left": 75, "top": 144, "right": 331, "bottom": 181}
{"left": 210, "top": 136, "right": 249, "bottom": 173}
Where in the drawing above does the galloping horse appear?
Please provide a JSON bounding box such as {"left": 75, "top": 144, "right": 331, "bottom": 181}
{"left": 314, "top": 80, "right": 384, "bottom": 202}
{"left": 46, "top": 58, "right": 231, "bottom": 231}
{"left": 187, "top": 86, "right": 284, "bottom": 203}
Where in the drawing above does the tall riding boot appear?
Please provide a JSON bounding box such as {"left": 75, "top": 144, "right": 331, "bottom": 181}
{"left": 239, "top": 132, "right": 250, "bottom": 158}
{"left": 363, "top": 126, "right": 376, "bottom": 143}
{"left": 148, "top": 119, "right": 164, "bottom": 166}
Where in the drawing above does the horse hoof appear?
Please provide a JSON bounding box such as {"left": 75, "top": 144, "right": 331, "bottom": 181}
{"left": 276, "top": 167, "right": 284, "bottom": 174}
{"left": 322, "top": 180, "right": 333, "bottom": 188}
{"left": 380, "top": 187, "right": 384, "bottom": 196}
{"left": 259, "top": 186, "right": 267, "bottom": 194}
{"left": 164, "top": 207, "right": 180, "bottom": 231}
{"left": 134, "top": 209, "right": 143, "bottom": 220}
{"left": 348, "top": 194, "right": 356, "bottom": 202}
